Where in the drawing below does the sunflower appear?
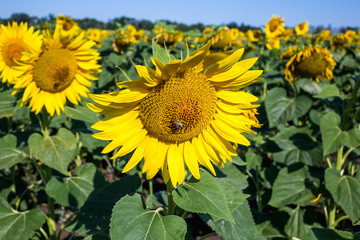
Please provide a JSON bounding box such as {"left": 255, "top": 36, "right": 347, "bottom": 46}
{"left": 313, "top": 30, "right": 331, "bottom": 45}
{"left": 113, "top": 25, "right": 143, "bottom": 52}
{"left": 246, "top": 29, "right": 263, "bottom": 42}
{"left": 279, "top": 28, "right": 294, "bottom": 42}
{"left": 208, "top": 26, "right": 232, "bottom": 51}
{"left": 295, "top": 22, "right": 309, "bottom": 36}
{"left": 280, "top": 46, "right": 297, "bottom": 60}
{"left": 266, "top": 38, "right": 280, "bottom": 50}
{"left": 0, "top": 22, "right": 42, "bottom": 84}
{"left": 13, "top": 29, "right": 101, "bottom": 116}
{"left": 153, "top": 27, "right": 183, "bottom": 47}
{"left": 285, "top": 47, "right": 336, "bottom": 84}
{"left": 88, "top": 42, "right": 263, "bottom": 187}
{"left": 265, "top": 16, "right": 285, "bottom": 39}
{"left": 55, "top": 14, "right": 81, "bottom": 37}
{"left": 331, "top": 34, "right": 351, "bottom": 50}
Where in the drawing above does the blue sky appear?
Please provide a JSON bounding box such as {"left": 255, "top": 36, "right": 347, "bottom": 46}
{"left": 1, "top": 0, "right": 359, "bottom": 28}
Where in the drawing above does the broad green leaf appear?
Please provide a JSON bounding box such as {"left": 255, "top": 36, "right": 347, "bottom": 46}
{"left": 265, "top": 87, "right": 312, "bottom": 128}
{"left": 320, "top": 112, "right": 346, "bottom": 155}
{"left": 296, "top": 78, "right": 325, "bottom": 95}
{"left": 28, "top": 128, "right": 77, "bottom": 175}
{"left": 80, "top": 132, "right": 108, "bottom": 153}
{"left": 269, "top": 164, "right": 314, "bottom": 208}
{"left": 0, "top": 134, "right": 27, "bottom": 169}
{"left": 110, "top": 194, "right": 187, "bottom": 240}
{"left": 213, "top": 163, "right": 249, "bottom": 212}
{"left": 284, "top": 207, "right": 316, "bottom": 240}
{"left": 202, "top": 201, "right": 266, "bottom": 240}
{"left": 45, "top": 163, "right": 107, "bottom": 209}
{"left": 256, "top": 221, "right": 284, "bottom": 239}
{"left": 84, "top": 235, "right": 110, "bottom": 240}
{"left": 246, "top": 148, "right": 262, "bottom": 171}
{"left": 146, "top": 190, "right": 168, "bottom": 209}
{"left": 0, "top": 198, "right": 46, "bottom": 240}
{"left": 320, "top": 112, "right": 360, "bottom": 155}
{"left": 66, "top": 175, "right": 141, "bottom": 236}
{"left": 312, "top": 227, "right": 360, "bottom": 240}
{"left": 314, "top": 84, "right": 341, "bottom": 99}
{"left": 64, "top": 105, "right": 99, "bottom": 123}
{"left": 325, "top": 168, "right": 360, "bottom": 223}
{"left": 172, "top": 169, "right": 233, "bottom": 222}
{"left": 152, "top": 38, "right": 173, "bottom": 64}
{"left": 271, "top": 126, "right": 323, "bottom": 166}
{"left": 0, "top": 90, "right": 16, "bottom": 118}
{"left": 273, "top": 143, "right": 323, "bottom": 167}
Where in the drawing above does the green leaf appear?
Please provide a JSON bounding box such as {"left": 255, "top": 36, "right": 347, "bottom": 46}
{"left": 314, "top": 84, "right": 341, "bottom": 99}
{"left": 325, "top": 168, "right": 360, "bottom": 223}
{"left": 45, "top": 163, "right": 107, "bottom": 209}
{"left": 320, "top": 112, "right": 360, "bottom": 155}
{"left": 152, "top": 38, "right": 173, "bottom": 64}
{"left": 312, "top": 227, "right": 360, "bottom": 240}
{"left": 172, "top": 169, "right": 233, "bottom": 222}
{"left": 64, "top": 105, "right": 99, "bottom": 123}
{"left": 269, "top": 164, "right": 314, "bottom": 208}
{"left": 246, "top": 148, "right": 262, "bottom": 171}
{"left": 80, "top": 132, "right": 108, "bottom": 153}
{"left": 84, "top": 235, "right": 110, "bottom": 240}
{"left": 28, "top": 128, "right": 77, "bottom": 174}
{"left": 146, "top": 191, "right": 168, "bottom": 210}
{"left": 0, "top": 90, "right": 16, "bottom": 118}
{"left": 256, "top": 221, "right": 284, "bottom": 239}
{"left": 284, "top": 207, "right": 316, "bottom": 240}
{"left": 213, "top": 163, "right": 249, "bottom": 212}
{"left": 110, "top": 194, "right": 187, "bottom": 240}
{"left": 271, "top": 126, "right": 323, "bottom": 166}
{"left": 0, "top": 134, "right": 27, "bottom": 169}
{"left": 265, "top": 87, "right": 312, "bottom": 128}
{"left": 202, "top": 201, "right": 266, "bottom": 240}
{"left": 66, "top": 175, "right": 142, "bottom": 236}
{"left": 0, "top": 198, "right": 46, "bottom": 240}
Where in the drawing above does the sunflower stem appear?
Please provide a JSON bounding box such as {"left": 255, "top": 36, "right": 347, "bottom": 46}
{"left": 42, "top": 109, "right": 50, "bottom": 138}
{"left": 335, "top": 146, "right": 344, "bottom": 171}
{"left": 149, "top": 179, "right": 153, "bottom": 196}
{"left": 328, "top": 198, "right": 336, "bottom": 229}
{"left": 341, "top": 76, "right": 360, "bottom": 131}
{"left": 7, "top": 116, "right": 13, "bottom": 133}
{"left": 197, "top": 232, "right": 218, "bottom": 240}
{"left": 166, "top": 181, "right": 175, "bottom": 215}
{"left": 45, "top": 166, "right": 57, "bottom": 240}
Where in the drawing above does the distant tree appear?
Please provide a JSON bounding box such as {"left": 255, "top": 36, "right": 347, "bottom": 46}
{"left": 77, "top": 18, "right": 105, "bottom": 29}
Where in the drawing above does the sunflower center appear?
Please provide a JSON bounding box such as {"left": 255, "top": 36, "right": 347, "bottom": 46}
{"left": 139, "top": 70, "right": 217, "bottom": 142}
{"left": 33, "top": 48, "right": 77, "bottom": 93}
{"left": 1, "top": 39, "right": 27, "bottom": 66}
{"left": 63, "top": 19, "right": 74, "bottom": 31}
{"left": 296, "top": 53, "right": 327, "bottom": 77}
{"left": 269, "top": 21, "right": 279, "bottom": 32}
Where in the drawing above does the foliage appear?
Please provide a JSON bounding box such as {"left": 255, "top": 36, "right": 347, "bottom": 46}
{"left": 0, "top": 15, "right": 360, "bottom": 240}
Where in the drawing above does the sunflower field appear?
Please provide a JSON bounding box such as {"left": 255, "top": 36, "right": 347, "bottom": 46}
{"left": 0, "top": 14, "right": 360, "bottom": 240}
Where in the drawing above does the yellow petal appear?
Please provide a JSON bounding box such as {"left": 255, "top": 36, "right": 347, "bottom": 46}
{"left": 111, "top": 129, "right": 147, "bottom": 159}
{"left": 146, "top": 140, "right": 170, "bottom": 179}
{"left": 209, "top": 57, "right": 258, "bottom": 82}
{"left": 211, "top": 121, "right": 250, "bottom": 146}
{"left": 183, "top": 140, "right": 200, "bottom": 179}
{"left": 135, "top": 65, "right": 159, "bottom": 87}
{"left": 122, "top": 137, "right": 148, "bottom": 173}
{"left": 180, "top": 42, "right": 211, "bottom": 71}
{"left": 217, "top": 90, "right": 258, "bottom": 106}
{"left": 192, "top": 137, "right": 216, "bottom": 176}
{"left": 205, "top": 48, "right": 244, "bottom": 76}
{"left": 167, "top": 144, "right": 184, "bottom": 187}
